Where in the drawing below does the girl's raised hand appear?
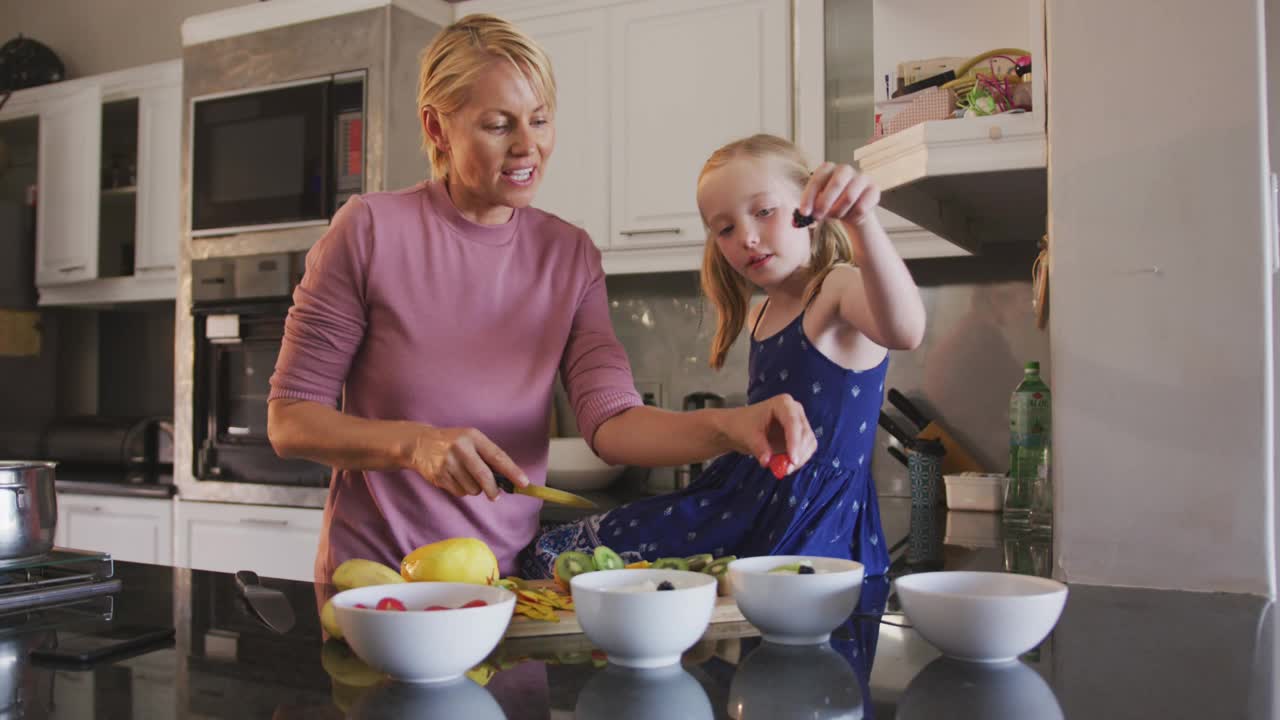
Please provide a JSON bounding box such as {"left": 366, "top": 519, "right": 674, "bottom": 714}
{"left": 798, "top": 161, "right": 881, "bottom": 228}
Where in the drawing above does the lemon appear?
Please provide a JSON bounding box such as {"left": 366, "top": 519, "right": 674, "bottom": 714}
{"left": 332, "top": 559, "right": 404, "bottom": 591}
{"left": 400, "top": 537, "right": 499, "bottom": 585}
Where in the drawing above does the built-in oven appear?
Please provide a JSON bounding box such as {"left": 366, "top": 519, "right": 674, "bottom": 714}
{"left": 191, "top": 253, "right": 329, "bottom": 487}
{"left": 190, "top": 71, "right": 365, "bottom": 237}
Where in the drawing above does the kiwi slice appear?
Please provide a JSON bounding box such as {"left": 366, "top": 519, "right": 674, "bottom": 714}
{"left": 768, "top": 563, "right": 804, "bottom": 575}
{"left": 593, "top": 546, "right": 624, "bottom": 571}
{"left": 684, "top": 553, "right": 714, "bottom": 572}
{"left": 702, "top": 556, "right": 736, "bottom": 577}
{"left": 554, "top": 551, "right": 596, "bottom": 584}
{"left": 652, "top": 557, "right": 690, "bottom": 571}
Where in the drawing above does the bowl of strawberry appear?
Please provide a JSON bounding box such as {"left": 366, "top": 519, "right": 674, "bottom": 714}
{"left": 330, "top": 582, "right": 516, "bottom": 683}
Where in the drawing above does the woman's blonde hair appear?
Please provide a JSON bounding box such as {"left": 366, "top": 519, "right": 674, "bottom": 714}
{"left": 417, "top": 13, "right": 556, "bottom": 179}
{"left": 699, "top": 134, "right": 856, "bottom": 369}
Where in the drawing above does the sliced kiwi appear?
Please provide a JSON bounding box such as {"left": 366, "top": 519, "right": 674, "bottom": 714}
{"left": 554, "top": 551, "right": 596, "bottom": 585}
{"left": 683, "top": 553, "right": 714, "bottom": 572}
{"left": 702, "top": 556, "right": 736, "bottom": 578}
{"left": 652, "top": 557, "right": 689, "bottom": 571}
{"left": 593, "top": 546, "right": 624, "bottom": 571}
{"left": 768, "top": 563, "right": 804, "bottom": 575}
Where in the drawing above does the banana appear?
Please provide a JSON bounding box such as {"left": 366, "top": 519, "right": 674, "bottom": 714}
{"left": 332, "top": 559, "right": 405, "bottom": 591}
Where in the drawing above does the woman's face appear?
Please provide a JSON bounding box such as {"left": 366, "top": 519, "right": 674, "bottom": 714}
{"left": 428, "top": 60, "right": 555, "bottom": 223}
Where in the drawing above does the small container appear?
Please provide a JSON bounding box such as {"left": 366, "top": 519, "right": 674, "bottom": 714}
{"left": 943, "top": 473, "right": 1006, "bottom": 512}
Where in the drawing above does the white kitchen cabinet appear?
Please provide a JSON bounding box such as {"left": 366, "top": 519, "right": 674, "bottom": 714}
{"left": 176, "top": 501, "right": 323, "bottom": 583}
{"left": 55, "top": 494, "right": 174, "bottom": 565}
{"left": 517, "top": 9, "right": 610, "bottom": 248}
{"left": 608, "top": 0, "right": 789, "bottom": 252}
{"left": 28, "top": 60, "right": 182, "bottom": 305}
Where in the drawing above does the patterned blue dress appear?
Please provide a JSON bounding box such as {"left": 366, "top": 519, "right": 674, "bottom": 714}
{"left": 522, "top": 302, "right": 891, "bottom": 579}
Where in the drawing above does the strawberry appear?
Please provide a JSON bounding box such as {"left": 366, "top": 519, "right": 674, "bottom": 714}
{"left": 355, "top": 603, "right": 369, "bottom": 609}
{"left": 768, "top": 454, "right": 792, "bottom": 480}
{"left": 376, "top": 597, "right": 407, "bottom": 611}
{"left": 424, "top": 605, "right": 451, "bottom": 611}
{"left": 461, "top": 599, "right": 489, "bottom": 608}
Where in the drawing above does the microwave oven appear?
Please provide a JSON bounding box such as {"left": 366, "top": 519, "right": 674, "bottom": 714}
{"left": 190, "top": 72, "right": 365, "bottom": 237}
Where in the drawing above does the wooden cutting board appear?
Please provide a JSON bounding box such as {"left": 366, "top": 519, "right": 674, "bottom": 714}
{"left": 503, "top": 579, "right": 746, "bottom": 638}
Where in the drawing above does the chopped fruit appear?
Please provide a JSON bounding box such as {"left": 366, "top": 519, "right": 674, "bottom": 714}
{"left": 376, "top": 597, "right": 407, "bottom": 611}
{"left": 769, "top": 454, "right": 792, "bottom": 479}
{"left": 461, "top": 599, "right": 489, "bottom": 608}
{"left": 657, "top": 581, "right": 675, "bottom": 591}
{"left": 792, "top": 209, "right": 816, "bottom": 228}
{"left": 553, "top": 551, "right": 596, "bottom": 591}
{"left": 652, "top": 557, "right": 689, "bottom": 571}
{"left": 798, "top": 565, "right": 816, "bottom": 575}
{"left": 684, "top": 553, "right": 714, "bottom": 572}
{"left": 354, "top": 603, "right": 369, "bottom": 609}
{"left": 593, "top": 546, "right": 624, "bottom": 571}
{"left": 425, "top": 605, "right": 451, "bottom": 611}
{"left": 625, "top": 560, "right": 651, "bottom": 570}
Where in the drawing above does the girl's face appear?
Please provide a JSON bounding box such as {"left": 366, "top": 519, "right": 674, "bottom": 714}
{"left": 698, "top": 156, "right": 809, "bottom": 288}
{"left": 427, "top": 60, "right": 555, "bottom": 222}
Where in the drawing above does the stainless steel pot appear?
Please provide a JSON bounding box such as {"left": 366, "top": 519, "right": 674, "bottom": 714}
{"left": 0, "top": 462, "right": 57, "bottom": 564}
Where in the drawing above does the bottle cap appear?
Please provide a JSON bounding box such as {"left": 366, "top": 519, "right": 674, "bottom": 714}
{"left": 1024, "top": 361, "right": 1040, "bottom": 371}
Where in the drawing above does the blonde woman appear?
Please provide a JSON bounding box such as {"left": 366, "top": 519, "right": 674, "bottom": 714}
{"left": 531, "top": 134, "right": 924, "bottom": 578}
{"left": 266, "top": 16, "right": 818, "bottom": 584}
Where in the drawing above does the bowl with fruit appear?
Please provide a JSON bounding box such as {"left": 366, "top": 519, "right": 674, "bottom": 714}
{"left": 569, "top": 568, "right": 717, "bottom": 669}
{"left": 726, "top": 556, "right": 865, "bottom": 645}
{"left": 331, "top": 582, "right": 516, "bottom": 684}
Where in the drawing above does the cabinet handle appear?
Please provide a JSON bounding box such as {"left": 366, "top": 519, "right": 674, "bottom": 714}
{"left": 69, "top": 505, "right": 104, "bottom": 513}
{"left": 58, "top": 265, "right": 86, "bottom": 274}
{"left": 619, "top": 228, "right": 682, "bottom": 236}
{"left": 239, "top": 518, "right": 289, "bottom": 527}
{"left": 136, "top": 264, "right": 175, "bottom": 273}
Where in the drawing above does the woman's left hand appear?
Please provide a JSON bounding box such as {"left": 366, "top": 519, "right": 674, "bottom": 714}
{"left": 799, "top": 162, "right": 881, "bottom": 227}
{"left": 717, "top": 393, "right": 818, "bottom": 475}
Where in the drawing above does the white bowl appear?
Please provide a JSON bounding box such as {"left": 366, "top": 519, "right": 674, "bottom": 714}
{"left": 728, "top": 642, "right": 864, "bottom": 719}
{"left": 893, "top": 571, "right": 1067, "bottom": 664}
{"left": 576, "top": 664, "right": 713, "bottom": 720}
{"left": 570, "top": 569, "right": 716, "bottom": 668}
{"left": 896, "top": 657, "right": 1064, "bottom": 720}
{"left": 348, "top": 678, "right": 507, "bottom": 720}
{"left": 332, "top": 582, "right": 515, "bottom": 683}
{"left": 727, "top": 556, "right": 865, "bottom": 645}
{"left": 547, "top": 437, "right": 626, "bottom": 491}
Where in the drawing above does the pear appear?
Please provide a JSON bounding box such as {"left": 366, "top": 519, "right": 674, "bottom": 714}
{"left": 332, "top": 559, "right": 405, "bottom": 591}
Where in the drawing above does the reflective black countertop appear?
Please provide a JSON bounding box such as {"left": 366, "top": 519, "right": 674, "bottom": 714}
{"left": 4, "top": 506, "right": 1276, "bottom": 719}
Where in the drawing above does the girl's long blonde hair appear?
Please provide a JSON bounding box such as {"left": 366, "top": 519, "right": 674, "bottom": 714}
{"left": 699, "top": 134, "right": 856, "bottom": 369}
{"left": 417, "top": 14, "right": 556, "bottom": 179}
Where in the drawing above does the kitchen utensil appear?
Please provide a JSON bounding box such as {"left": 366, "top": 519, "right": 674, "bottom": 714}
{"left": 494, "top": 475, "right": 596, "bottom": 509}
{"left": 907, "top": 439, "right": 946, "bottom": 510}
{"left": 878, "top": 412, "right": 916, "bottom": 448}
{"left": 332, "top": 582, "right": 516, "bottom": 684}
{"left": 505, "top": 579, "right": 745, "bottom": 638}
{"left": 235, "top": 570, "right": 296, "bottom": 634}
{"left": 570, "top": 569, "right": 717, "bottom": 668}
{"left": 726, "top": 556, "right": 865, "bottom": 645}
{"left": 0, "top": 462, "right": 57, "bottom": 565}
{"left": 887, "top": 446, "right": 910, "bottom": 467}
{"left": 893, "top": 571, "right": 1067, "bottom": 664}
{"left": 886, "top": 390, "right": 984, "bottom": 474}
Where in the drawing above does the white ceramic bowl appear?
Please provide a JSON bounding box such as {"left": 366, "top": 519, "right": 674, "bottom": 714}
{"left": 332, "top": 582, "right": 515, "bottom": 683}
{"left": 576, "top": 664, "right": 713, "bottom": 720}
{"left": 727, "top": 556, "right": 865, "bottom": 645}
{"left": 893, "top": 571, "right": 1068, "bottom": 664}
{"left": 547, "top": 437, "right": 626, "bottom": 491}
{"left": 896, "top": 657, "right": 1064, "bottom": 720}
{"left": 728, "top": 642, "right": 864, "bottom": 719}
{"left": 570, "top": 569, "right": 716, "bottom": 668}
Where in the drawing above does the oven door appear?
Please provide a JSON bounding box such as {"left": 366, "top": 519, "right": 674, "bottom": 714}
{"left": 193, "top": 304, "right": 329, "bottom": 486}
{"left": 191, "top": 78, "right": 331, "bottom": 236}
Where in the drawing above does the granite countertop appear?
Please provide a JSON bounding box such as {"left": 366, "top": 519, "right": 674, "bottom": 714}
{"left": 1, "top": 508, "right": 1274, "bottom": 718}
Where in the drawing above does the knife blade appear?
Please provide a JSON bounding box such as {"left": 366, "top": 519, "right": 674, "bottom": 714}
{"left": 235, "top": 570, "right": 296, "bottom": 634}
{"left": 494, "top": 475, "right": 597, "bottom": 509}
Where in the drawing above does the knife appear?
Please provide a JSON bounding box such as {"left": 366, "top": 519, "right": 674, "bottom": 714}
{"left": 235, "top": 570, "right": 296, "bottom": 634}
{"left": 878, "top": 411, "right": 916, "bottom": 448}
{"left": 494, "top": 475, "right": 597, "bottom": 509}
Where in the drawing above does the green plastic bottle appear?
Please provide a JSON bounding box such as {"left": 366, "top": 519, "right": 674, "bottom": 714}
{"left": 1007, "top": 361, "right": 1050, "bottom": 526}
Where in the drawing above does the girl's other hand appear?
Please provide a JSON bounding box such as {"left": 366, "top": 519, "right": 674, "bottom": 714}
{"left": 799, "top": 161, "right": 881, "bottom": 227}
{"left": 718, "top": 394, "right": 817, "bottom": 473}
{"left": 403, "top": 426, "right": 528, "bottom": 500}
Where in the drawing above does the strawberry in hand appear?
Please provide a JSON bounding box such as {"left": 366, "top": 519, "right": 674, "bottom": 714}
{"left": 769, "top": 454, "right": 792, "bottom": 480}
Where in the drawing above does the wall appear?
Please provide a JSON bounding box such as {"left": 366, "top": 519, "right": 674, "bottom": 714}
{"left": 1049, "top": 0, "right": 1275, "bottom": 596}
{"left": 0, "top": 0, "right": 246, "bottom": 78}
{"left": 588, "top": 242, "right": 1049, "bottom": 498}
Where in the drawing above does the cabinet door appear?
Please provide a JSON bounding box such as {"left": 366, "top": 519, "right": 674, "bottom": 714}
{"left": 35, "top": 85, "right": 101, "bottom": 286}
{"left": 519, "top": 10, "right": 610, "bottom": 248}
{"left": 58, "top": 495, "right": 173, "bottom": 565}
{"left": 134, "top": 83, "right": 181, "bottom": 275}
{"left": 609, "top": 0, "right": 789, "bottom": 249}
{"left": 178, "top": 502, "right": 322, "bottom": 583}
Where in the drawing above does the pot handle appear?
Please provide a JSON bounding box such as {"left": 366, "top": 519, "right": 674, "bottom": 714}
{"left": 0, "top": 486, "right": 27, "bottom": 510}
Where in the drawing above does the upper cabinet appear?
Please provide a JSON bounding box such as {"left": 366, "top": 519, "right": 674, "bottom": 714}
{"left": 1, "top": 60, "right": 183, "bottom": 305}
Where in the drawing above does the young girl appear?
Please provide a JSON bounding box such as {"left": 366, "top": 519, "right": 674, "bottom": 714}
{"left": 524, "top": 134, "right": 925, "bottom": 579}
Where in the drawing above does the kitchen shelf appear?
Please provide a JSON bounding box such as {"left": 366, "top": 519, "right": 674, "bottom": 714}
{"left": 853, "top": 113, "right": 1046, "bottom": 254}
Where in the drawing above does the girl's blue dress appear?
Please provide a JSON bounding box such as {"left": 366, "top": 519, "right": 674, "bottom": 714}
{"left": 523, "top": 303, "right": 891, "bottom": 579}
